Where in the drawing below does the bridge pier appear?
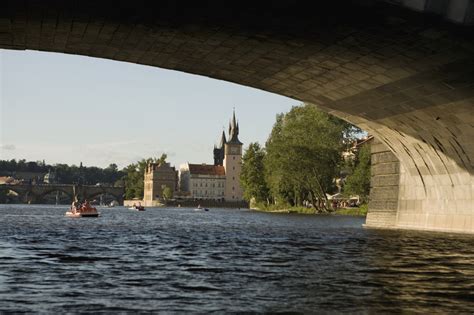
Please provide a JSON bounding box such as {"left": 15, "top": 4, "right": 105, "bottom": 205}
{"left": 25, "top": 193, "right": 43, "bottom": 204}
{"left": 365, "top": 138, "right": 400, "bottom": 228}
{"left": 366, "top": 136, "right": 473, "bottom": 233}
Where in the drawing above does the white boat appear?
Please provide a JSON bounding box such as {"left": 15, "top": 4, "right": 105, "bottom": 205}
{"left": 65, "top": 209, "right": 99, "bottom": 218}
{"left": 194, "top": 207, "right": 209, "bottom": 211}
{"left": 65, "top": 202, "right": 99, "bottom": 218}
{"left": 129, "top": 205, "right": 145, "bottom": 211}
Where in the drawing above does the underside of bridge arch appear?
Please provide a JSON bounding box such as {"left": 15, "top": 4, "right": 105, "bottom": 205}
{"left": 38, "top": 189, "right": 73, "bottom": 200}
{"left": 1, "top": 1, "right": 473, "bottom": 232}
{"left": 85, "top": 192, "right": 123, "bottom": 203}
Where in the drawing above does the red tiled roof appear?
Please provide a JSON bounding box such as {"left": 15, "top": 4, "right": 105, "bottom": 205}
{"left": 188, "top": 164, "right": 225, "bottom": 176}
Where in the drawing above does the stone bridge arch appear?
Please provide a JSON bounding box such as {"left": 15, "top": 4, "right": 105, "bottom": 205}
{"left": 84, "top": 190, "right": 124, "bottom": 205}
{"left": 0, "top": 185, "right": 38, "bottom": 203}
{"left": 35, "top": 188, "right": 74, "bottom": 203}
{"left": 1, "top": 1, "right": 473, "bottom": 232}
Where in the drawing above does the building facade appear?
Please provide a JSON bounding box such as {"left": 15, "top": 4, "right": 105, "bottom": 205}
{"left": 143, "top": 162, "right": 177, "bottom": 206}
{"left": 179, "top": 163, "right": 226, "bottom": 200}
{"left": 179, "top": 110, "right": 244, "bottom": 201}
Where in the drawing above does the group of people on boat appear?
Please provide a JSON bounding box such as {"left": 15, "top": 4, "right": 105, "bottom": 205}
{"left": 70, "top": 200, "right": 97, "bottom": 214}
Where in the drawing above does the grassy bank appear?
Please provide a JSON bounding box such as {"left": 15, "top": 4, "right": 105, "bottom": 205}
{"left": 333, "top": 204, "right": 368, "bottom": 216}
{"left": 251, "top": 202, "right": 315, "bottom": 214}
{"left": 252, "top": 202, "right": 368, "bottom": 216}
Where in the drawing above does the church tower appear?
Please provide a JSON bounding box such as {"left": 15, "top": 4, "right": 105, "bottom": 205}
{"left": 223, "top": 110, "right": 243, "bottom": 201}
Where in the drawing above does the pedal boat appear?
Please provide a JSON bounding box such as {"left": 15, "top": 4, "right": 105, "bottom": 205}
{"left": 65, "top": 208, "right": 99, "bottom": 218}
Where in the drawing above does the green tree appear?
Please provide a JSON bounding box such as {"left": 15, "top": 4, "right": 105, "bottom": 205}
{"left": 343, "top": 144, "right": 371, "bottom": 202}
{"left": 123, "top": 163, "right": 141, "bottom": 199}
{"left": 0, "top": 159, "right": 124, "bottom": 186}
{"left": 240, "top": 142, "right": 270, "bottom": 204}
{"left": 162, "top": 185, "right": 173, "bottom": 200}
{"left": 264, "top": 104, "right": 350, "bottom": 211}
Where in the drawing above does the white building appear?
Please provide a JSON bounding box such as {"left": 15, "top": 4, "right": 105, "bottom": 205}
{"left": 179, "top": 163, "right": 226, "bottom": 200}
{"left": 178, "top": 110, "right": 244, "bottom": 201}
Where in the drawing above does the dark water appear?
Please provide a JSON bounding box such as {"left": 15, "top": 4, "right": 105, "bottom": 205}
{"left": 0, "top": 205, "right": 473, "bottom": 313}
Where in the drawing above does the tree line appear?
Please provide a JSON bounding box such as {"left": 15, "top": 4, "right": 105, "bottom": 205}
{"left": 240, "top": 104, "right": 371, "bottom": 212}
{"left": 0, "top": 159, "right": 123, "bottom": 186}
{"left": 0, "top": 153, "right": 168, "bottom": 201}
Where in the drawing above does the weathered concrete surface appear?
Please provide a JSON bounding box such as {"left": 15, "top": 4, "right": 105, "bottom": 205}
{"left": 366, "top": 138, "right": 400, "bottom": 228}
{"left": 368, "top": 136, "right": 474, "bottom": 233}
{"left": 0, "top": 1, "right": 473, "bottom": 232}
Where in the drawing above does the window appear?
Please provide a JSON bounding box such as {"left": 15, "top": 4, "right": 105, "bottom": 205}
{"left": 232, "top": 186, "right": 235, "bottom": 191}
{"left": 233, "top": 166, "right": 235, "bottom": 170}
{"left": 233, "top": 156, "right": 235, "bottom": 160}
{"left": 233, "top": 176, "right": 235, "bottom": 180}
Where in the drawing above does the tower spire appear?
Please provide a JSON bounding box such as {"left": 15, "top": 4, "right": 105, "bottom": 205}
{"left": 227, "top": 109, "right": 242, "bottom": 144}
{"left": 232, "top": 107, "right": 237, "bottom": 130}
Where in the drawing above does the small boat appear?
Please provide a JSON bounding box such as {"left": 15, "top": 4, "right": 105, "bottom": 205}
{"left": 194, "top": 207, "right": 209, "bottom": 212}
{"left": 65, "top": 208, "right": 99, "bottom": 218}
{"left": 65, "top": 210, "right": 99, "bottom": 218}
{"left": 65, "top": 201, "right": 99, "bottom": 218}
{"left": 129, "top": 205, "right": 145, "bottom": 211}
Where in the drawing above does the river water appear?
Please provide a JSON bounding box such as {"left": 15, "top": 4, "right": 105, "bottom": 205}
{"left": 0, "top": 205, "right": 473, "bottom": 313}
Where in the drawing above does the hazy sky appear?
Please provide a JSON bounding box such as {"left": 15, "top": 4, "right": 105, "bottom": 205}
{"left": 0, "top": 49, "right": 297, "bottom": 169}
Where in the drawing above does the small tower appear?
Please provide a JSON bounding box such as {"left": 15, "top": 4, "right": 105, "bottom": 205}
{"left": 143, "top": 162, "right": 177, "bottom": 206}
{"left": 223, "top": 110, "right": 243, "bottom": 201}
{"left": 213, "top": 130, "right": 226, "bottom": 166}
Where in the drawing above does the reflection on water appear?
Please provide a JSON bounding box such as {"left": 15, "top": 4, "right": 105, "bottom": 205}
{"left": 0, "top": 205, "right": 473, "bottom": 313}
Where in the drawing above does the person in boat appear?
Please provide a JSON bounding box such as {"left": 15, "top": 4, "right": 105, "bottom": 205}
{"left": 71, "top": 201, "right": 78, "bottom": 214}
{"left": 81, "top": 200, "right": 93, "bottom": 212}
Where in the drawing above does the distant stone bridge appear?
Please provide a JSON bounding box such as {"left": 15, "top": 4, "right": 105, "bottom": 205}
{"left": 0, "top": 184, "right": 125, "bottom": 205}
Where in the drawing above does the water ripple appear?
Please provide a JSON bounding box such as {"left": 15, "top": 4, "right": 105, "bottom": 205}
{"left": 0, "top": 205, "right": 473, "bottom": 313}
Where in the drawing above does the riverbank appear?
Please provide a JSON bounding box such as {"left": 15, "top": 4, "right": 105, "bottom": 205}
{"left": 252, "top": 204, "right": 368, "bottom": 216}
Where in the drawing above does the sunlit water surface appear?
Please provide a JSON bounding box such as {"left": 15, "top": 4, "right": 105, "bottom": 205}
{"left": 0, "top": 205, "right": 473, "bottom": 313}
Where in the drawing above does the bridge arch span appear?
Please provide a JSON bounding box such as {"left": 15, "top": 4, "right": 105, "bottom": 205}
{"left": 0, "top": 185, "right": 40, "bottom": 203}
{"left": 1, "top": 1, "right": 473, "bottom": 232}
{"left": 37, "top": 188, "right": 74, "bottom": 200}
{"left": 0, "top": 186, "right": 25, "bottom": 196}
{"left": 85, "top": 191, "right": 123, "bottom": 203}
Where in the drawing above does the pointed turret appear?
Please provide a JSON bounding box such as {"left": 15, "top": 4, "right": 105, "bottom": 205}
{"left": 213, "top": 130, "right": 227, "bottom": 166}
{"left": 227, "top": 109, "right": 242, "bottom": 144}
{"left": 219, "top": 130, "right": 227, "bottom": 148}
{"left": 231, "top": 109, "right": 237, "bottom": 130}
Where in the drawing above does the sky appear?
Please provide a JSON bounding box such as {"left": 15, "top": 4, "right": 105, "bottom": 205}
{"left": 0, "top": 49, "right": 297, "bottom": 169}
